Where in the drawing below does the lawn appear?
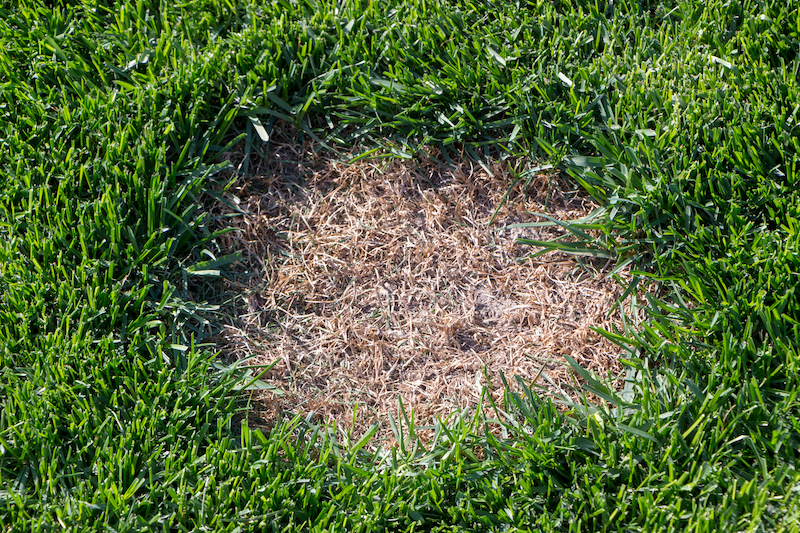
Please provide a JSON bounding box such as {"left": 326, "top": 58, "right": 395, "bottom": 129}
{"left": 1, "top": 0, "right": 799, "bottom": 531}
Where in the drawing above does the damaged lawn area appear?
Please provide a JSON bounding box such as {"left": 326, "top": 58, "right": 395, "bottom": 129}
{"left": 216, "top": 138, "right": 640, "bottom": 435}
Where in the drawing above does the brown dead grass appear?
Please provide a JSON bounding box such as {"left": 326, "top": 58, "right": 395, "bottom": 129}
{"left": 214, "top": 136, "right": 637, "bottom": 439}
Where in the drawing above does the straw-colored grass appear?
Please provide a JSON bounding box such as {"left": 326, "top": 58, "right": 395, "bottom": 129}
{"left": 216, "top": 139, "right": 634, "bottom": 435}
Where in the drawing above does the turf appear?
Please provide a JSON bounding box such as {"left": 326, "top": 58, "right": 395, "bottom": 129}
{"left": 1, "top": 0, "right": 799, "bottom": 531}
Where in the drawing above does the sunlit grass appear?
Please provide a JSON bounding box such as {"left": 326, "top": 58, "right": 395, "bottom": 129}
{"left": 1, "top": 0, "right": 799, "bottom": 530}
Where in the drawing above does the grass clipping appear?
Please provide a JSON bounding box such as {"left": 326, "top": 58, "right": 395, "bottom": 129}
{"left": 218, "top": 144, "right": 631, "bottom": 433}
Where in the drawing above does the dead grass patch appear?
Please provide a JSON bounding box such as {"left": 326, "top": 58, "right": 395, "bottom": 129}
{"left": 214, "top": 137, "right": 637, "bottom": 438}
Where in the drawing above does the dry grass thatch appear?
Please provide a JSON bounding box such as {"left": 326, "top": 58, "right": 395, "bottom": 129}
{"left": 213, "top": 137, "right": 638, "bottom": 439}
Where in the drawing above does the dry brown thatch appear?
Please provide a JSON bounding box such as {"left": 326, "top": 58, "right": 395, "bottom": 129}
{"left": 213, "top": 135, "right": 639, "bottom": 439}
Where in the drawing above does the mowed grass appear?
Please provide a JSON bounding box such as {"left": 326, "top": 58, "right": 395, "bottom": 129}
{"left": 1, "top": 0, "right": 799, "bottom": 530}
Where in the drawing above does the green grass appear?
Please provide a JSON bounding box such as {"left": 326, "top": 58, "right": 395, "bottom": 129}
{"left": 1, "top": 0, "right": 799, "bottom": 530}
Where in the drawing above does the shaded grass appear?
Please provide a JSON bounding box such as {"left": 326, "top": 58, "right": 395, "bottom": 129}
{"left": 0, "top": 0, "right": 799, "bottom": 531}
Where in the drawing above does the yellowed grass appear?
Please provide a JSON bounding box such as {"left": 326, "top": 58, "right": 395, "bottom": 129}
{"left": 214, "top": 136, "right": 637, "bottom": 438}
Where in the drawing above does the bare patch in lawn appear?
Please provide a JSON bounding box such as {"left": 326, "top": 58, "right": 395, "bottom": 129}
{"left": 214, "top": 137, "right": 636, "bottom": 437}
